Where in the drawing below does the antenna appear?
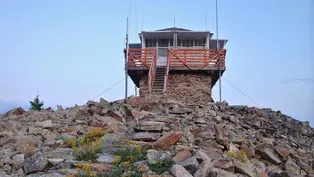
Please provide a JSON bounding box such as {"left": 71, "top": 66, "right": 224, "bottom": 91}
{"left": 124, "top": 17, "right": 129, "bottom": 103}
{"left": 135, "top": 6, "right": 137, "bottom": 42}
{"left": 142, "top": 16, "right": 144, "bottom": 31}
{"left": 134, "top": 5, "right": 138, "bottom": 96}
{"left": 215, "top": 0, "right": 222, "bottom": 102}
{"left": 125, "top": 0, "right": 131, "bottom": 103}
{"left": 205, "top": 12, "right": 207, "bottom": 31}
{"left": 174, "top": 17, "right": 176, "bottom": 28}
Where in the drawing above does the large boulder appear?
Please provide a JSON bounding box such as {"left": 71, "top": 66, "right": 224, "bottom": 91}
{"left": 24, "top": 152, "right": 48, "bottom": 174}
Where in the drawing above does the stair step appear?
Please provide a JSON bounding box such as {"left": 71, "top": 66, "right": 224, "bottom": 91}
{"left": 152, "top": 89, "right": 163, "bottom": 92}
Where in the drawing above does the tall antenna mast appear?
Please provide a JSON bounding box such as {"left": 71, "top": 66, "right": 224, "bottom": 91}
{"left": 205, "top": 12, "right": 207, "bottom": 31}
{"left": 124, "top": 17, "right": 129, "bottom": 103}
{"left": 215, "top": 0, "right": 222, "bottom": 102}
{"left": 142, "top": 16, "right": 144, "bottom": 31}
{"left": 135, "top": 6, "right": 137, "bottom": 42}
{"left": 174, "top": 17, "right": 176, "bottom": 28}
{"left": 124, "top": 0, "right": 131, "bottom": 103}
{"left": 134, "top": 5, "right": 138, "bottom": 96}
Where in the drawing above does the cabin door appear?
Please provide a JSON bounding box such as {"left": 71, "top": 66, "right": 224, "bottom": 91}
{"left": 157, "top": 48, "right": 168, "bottom": 66}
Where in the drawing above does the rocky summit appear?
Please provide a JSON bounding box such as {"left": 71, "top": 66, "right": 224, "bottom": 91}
{"left": 0, "top": 97, "right": 313, "bottom": 177}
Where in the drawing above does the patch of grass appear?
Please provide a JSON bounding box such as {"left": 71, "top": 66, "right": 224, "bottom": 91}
{"left": 148, "top": 158, "right": 174, "bottom": 175}
{"left": 110, "top": 146, "right": 147, "bottom": 177}
{"left": 63, "top": 128, "right": 106, "bottom": 162}
{"left": 226, "top": 149, "right": 249, "bottom": 164}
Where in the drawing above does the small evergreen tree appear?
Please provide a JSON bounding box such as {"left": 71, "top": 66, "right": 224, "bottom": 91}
{"left": 30, "top": 93, "right": 44, "bottom": 111}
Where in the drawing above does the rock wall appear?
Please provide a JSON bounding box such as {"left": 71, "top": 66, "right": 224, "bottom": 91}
{"left": 139, "top": 75, "right": 149, "bottom": 97}
{"left": 166, "top": 73, "right": 213, "bottom": 104}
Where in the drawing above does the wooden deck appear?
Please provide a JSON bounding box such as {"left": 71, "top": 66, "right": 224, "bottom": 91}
{"left": 127, "top": 48, "right": 226, "bottom": 70}
{"left": 127, "top": 48, "right": 227, "bottom": 89}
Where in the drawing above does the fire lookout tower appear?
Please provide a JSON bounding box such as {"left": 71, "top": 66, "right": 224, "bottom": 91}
{"left": 125, "top": 27, "right": 227, "bottom": 104}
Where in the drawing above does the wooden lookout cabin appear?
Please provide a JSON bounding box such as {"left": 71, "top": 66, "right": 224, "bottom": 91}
{"left": 125, "top": 27, "right": 228, "bottom": 104}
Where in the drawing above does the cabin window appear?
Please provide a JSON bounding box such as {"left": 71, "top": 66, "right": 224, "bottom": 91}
{"left": 170, "top": 39, "right": 174, "bottom": 47}
{"left": 145, "top": 39, "right": 156, "bottom": 47}
{"left": 177, "top": 39, "right": 182, "bottom": 47}
{"left": 158, "top": 39, "right": 169, "bottom": 47}
{"left": 182, "top": 39, "right": 194, "bottom": 47}
{"left": 195, "top": 39, "right": 206, "bottom": 47}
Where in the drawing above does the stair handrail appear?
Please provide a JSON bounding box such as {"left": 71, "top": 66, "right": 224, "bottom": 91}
{"left": 163, "top": 49, "right": 170, "bottom": 95}
{"left": 148, "top": 48, "right": 157, "bottom": 93}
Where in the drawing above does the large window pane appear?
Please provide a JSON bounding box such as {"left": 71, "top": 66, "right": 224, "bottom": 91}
{"left": 158, "top": 39, "right": 169, "bottom": 47}
{"left": 145, "top": 39, "right": 156, "bottom": 47}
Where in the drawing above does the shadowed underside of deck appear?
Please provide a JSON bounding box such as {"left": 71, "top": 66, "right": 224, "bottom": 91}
{"left": 128, "top": 68, "right": 225, "bottom": 88}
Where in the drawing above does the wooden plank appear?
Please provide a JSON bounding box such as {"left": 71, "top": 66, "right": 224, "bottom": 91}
{"left": 169, "top": 49, "right": 192, "bottom": 70}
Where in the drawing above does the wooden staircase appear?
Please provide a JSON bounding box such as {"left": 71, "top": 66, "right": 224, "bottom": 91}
{"left": 152, "top": 67, "right": 166, "bottom": 94}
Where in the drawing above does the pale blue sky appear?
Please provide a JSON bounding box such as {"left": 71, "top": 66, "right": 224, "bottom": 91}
{"left": 0, "top": 0, "right": 313, "bottom": 125}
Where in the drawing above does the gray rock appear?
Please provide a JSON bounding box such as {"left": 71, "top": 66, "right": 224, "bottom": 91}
{"left": 171, "top": 164, "right": 193, "bottom": 177}
{"left": 26, "top": 172, "right": 66, "bottom": 177}
{"left": 44, "top": 148, "right": 74, "bottom": 161}
{"left": 11, "top": 169, "right": 24, "bottom": 177}
{"left": 96, "top": 153, "right": 115, "bottom": 163}
{"left": 297, "top": 160, "right": 314, "bottom": 174}
{"left": 256, "top": 147, "right": 281, "bottom": 165}
{"left": 100, "top": 133, "right": 127, "bottom": 153}
{"left": 0, "top": 171, "right": 10, "bottom": 177}
{"left": 170, "top": 107, "right": 193, "bottom": 114}
{"left": 194, "top": 160, "right": 213, "bottom": 177}
{"left": 209, "top": 168, "right": 239, "bottom": 177}
{"left": 35, "top": 120, "right": 54, "bottom": 128}
{"left": 194, "top": 149, "right": 212, "bottom": 163}
{"left": 24, "top": 152, "right": 48, "bottom": 174}
{"left": 195, "top": 118, "right": 207, "bottom": 124}
{"left": 99, "top": 98, "right": 110, "bottom": 107}
{"left": 209, "top": 110, "right": 217, "bottom": 117}
{"left": 233, "top": 160, "right": 258, "bottom": 177}
{"left": 3, "top": 164, "right": 12, "bottom": 174}
{"left": 214, "top": 116, "right": 222, "bottom": 122}
{"left": 147, "top": 149, "right": 171, "bottom": 165}
{"left": 28, "top": 127, "right": 43, "bottom": 135}
{"left": 12, "top": 154, "right": 25, "bottom": 170}
{"left": 179, "top": 157, "right": 199, "bottom": 174}
{"left": 284, "top": 158, "right": 301, "bottom": 176}
{"left": 135, "top": 125, "right": 163, "bottom": 132}
{"left": 132, "top": 132, "right": 160, "bottom": 141}
{"left": 49, "top": 161, "right": 71, "bottom": 170}
{"left": 179, "top": 129, "right": 195, "bottom": 144}
{"left": 47, "top": 158, "right": 65, "bottom": 166}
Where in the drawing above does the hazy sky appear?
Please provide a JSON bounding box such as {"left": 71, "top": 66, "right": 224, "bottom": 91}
{"left": 0, "top": 0, "right": 313, "bottom": 125}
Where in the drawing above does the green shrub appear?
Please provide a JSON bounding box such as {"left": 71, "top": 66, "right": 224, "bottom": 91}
{"left": 148, "top": 158, "right": 174, "bottom": 175}
{"left": 29, "top": 93, "right": 44, "bottom": 111}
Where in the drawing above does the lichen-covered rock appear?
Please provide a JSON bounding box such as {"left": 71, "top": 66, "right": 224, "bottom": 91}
{"left": 147, "top": 149, "right": 171, "bottom": 165}
{"left": 24, "top": 152, "right": 48, "bottom": 174}
{"left": 44, "top": 148, "right": 74, "bottom": 161}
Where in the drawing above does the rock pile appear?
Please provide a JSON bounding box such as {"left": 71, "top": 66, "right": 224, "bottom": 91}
{"left": 0, "top": 98, "right": 313, "bottom": 177}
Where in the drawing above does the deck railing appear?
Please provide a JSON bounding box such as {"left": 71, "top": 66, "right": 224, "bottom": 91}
{"left": 163, "top": 53, "right": 170, "bottom": 95}
{"left": 128, "top": 48, "right": 156, "bottom": 68}
{"left": 168, "top": 48, "right": 226, "bottom": 69}
{"left": 127, "top": 48, "right": 226, "bottom": 70}
{"left": 148, "top": 51, "right": 157, "bottom": 93}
